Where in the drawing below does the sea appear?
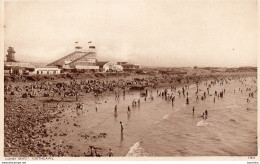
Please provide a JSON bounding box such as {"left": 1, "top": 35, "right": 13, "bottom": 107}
{"left": 53, "top": 77, "right": 257, "bottom": 156}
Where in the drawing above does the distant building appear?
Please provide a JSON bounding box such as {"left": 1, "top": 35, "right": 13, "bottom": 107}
{"left": 4, "top": 46, "right": 35, "bottom": 75}
{"left": 103, "top": 62, "right": 123, "bottom": 72}
{"left": 4, "top": 65, "right": 24, "bottom": 76}
{"left": 6, "top": 47, "right": 17, "bottom": 62}
{"left": 96, "top": 61, "right": 109, "bottom": 72}
{"left": 33, "top": 66, "right": 61, "bottom": 75}
{"left": 117, "top": 62, "right": 128, "bottom": 65}
{"left": 4, "top": 61, "right": 35, "bottom": 68}
{"left": 96, "top": 61, "right": 123, "bottom": 72}
{"left": 117, "top": 62, "right": 141, "bottom": 71}
{"left": 48, "top": 50, "right": 98, "bottom": 71}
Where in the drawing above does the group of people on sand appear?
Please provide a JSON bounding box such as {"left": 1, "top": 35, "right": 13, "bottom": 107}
{"left": 4, "top": 77, "right": 159, "bottom": 103}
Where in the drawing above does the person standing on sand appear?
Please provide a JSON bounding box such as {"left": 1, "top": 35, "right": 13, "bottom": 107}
{"left": 120, "top": 121, "right": 124, "bottom": 132}
{"left": 56, "top": 103, "right": 60, "bottom": 110}
{"left": 76, "top": 103, "right": 79, "bottom": 111}
{"left": 192, "top": 107, "right": 195, "bottom": 115}
{"left": 80, "top": 103, "right": 84, "bottom": 113}
{"left": 75, "top": 90, "right": 79, "bottom": 101}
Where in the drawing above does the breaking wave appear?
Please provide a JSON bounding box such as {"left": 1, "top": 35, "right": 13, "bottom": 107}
{"left": 196, "top": 120, "right": 214, "bottom": 127}
{"left": 154, "top": 114, "right": 170, "bottom": 124}
{"left": 126, "top": 142, "right": 149, "bottom": 157}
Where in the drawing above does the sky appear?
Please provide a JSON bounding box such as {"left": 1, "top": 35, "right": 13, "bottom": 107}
{"left": 3, "top": 0, "right": 257, "bottom": 67}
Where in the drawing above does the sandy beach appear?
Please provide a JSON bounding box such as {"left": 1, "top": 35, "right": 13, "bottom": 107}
{"left": 4, "top": 69, "right": 257, "bottom": 157}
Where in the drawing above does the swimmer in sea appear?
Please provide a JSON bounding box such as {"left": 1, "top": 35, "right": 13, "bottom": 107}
{"left": 108, "top": 148, "right": 113, "bottom": 157}
{"left": 205, "top": 110, "right": 208, "bottom": 119}
{"left": 114, "top": 105, "right": 117, "bottom": 116}
{"left": 120, "top": 121, "right": 124, "bottom": 132}
{"left": 186, "top": 97, "right": 189, "bottom": 104}
{"left": 127, "top": 106, "right": 131, "bottom": 114}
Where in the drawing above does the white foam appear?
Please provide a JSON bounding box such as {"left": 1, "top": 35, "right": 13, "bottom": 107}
{"left": 162, "top": 114, "right": 170, "bottom": 120}
{"left": 196, "top": 120, "right": 214, "bottom": 127}
{"left": 154, "top": 114, "right": 170, "bottom": 124}
{"left": 226, "top": 104, "right": 240, "bottom": 109}
{"left": 126, "top": 142, "right": 149, "bottom": 157}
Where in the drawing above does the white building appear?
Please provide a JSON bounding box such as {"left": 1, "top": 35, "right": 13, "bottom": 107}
{"left": 101, "top": 62, "right": 123, "bottom": 72}
{"left": 32, "top": 66, "right": 61, "bottom": 75}
{"left": 96, "top": 61, "right": 124, "bottom": 72}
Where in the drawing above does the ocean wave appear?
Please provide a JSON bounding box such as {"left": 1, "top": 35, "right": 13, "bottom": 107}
{"left": 163, "top": 114, "right": 170, "bottom": 120}
{"left": 196, "top": 120, "right": 214, "bottom": 127}
{"left": 154, "top": 121, "right": 159, "bottom": 124}
{"left": 126, "top": 142, "right": 149, "bottom": 157}
{"left": 226, "top": 104, "right": 240, "bottom": 109}
{"left": 154, "top": 114, "right": 171, "bottom": 124}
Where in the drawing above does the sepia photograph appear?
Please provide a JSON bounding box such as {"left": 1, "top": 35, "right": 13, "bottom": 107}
{"left": 2, "top": 0, "right": 258, "bottom": 160}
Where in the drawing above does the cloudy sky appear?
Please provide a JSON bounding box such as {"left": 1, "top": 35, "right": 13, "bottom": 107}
{"left": 4, "top": 0, "right": 257, "bottom": 67}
